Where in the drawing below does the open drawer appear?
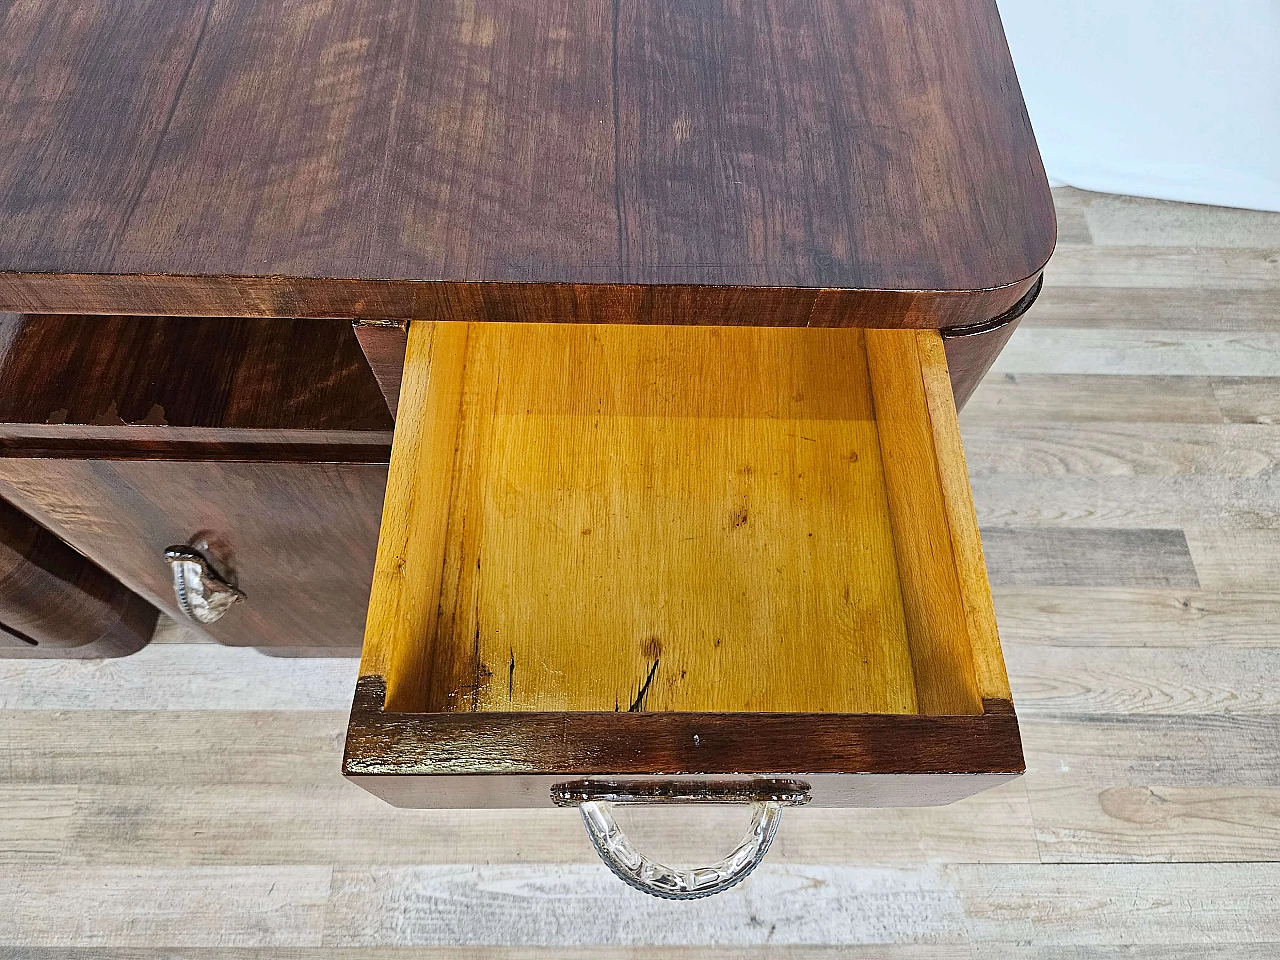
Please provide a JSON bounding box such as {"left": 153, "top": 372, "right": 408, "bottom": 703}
{"left": 344, "top": 321, "right": 1020, "bottom": 895}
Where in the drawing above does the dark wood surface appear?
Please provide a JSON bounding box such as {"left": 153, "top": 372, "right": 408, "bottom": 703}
{"left": 0, "top": 313, "right": 392, "bottom": 458}
{"left": 344, "top": 677, "right": 1023, "bottom": 808}
{"left": 0, "top": 495, "right": 156, "bottom": 655}
{"left": 353, "top": 324, "right": 408, "bottom": 418}
{"left": 943, "top": 315, "right": 1026, "bottom": 410}
{"left": 0, "top": 459, "right": 388, "bottom": 648}
{"left": 0, "top": 314, "right": 392, "bottom": 648}
{"left": 0, "top": 313, "right": 392, "bottom": 445}
{"left": 0, "top": 0, "right": 1053, "bottom": 326}
{"left": 942, "top": 275, "right": 1043, "bottom": 408}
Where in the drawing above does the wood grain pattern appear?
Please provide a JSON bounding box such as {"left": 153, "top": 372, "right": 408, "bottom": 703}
{"left": 0, "top": 495, "right": 156, "bottom": 654}
{"left": 1213, "top": 377, "right": 1280, "bottom": 424}
{"left": 980, "top": 528, "right": 1199, "bottom": 588}
{"left": 0, "top": 312, "right": 393, "bottom": 649}
{"left": 1045, "top": 245, "right": 1280, "bottom": 290}
{"left": 1022, "top": 716, "right": 1280, "bottom": 785}
{"left": 0, "top": 643, "right": 358, "bottom": 710}
{"left": 318, "top": 863, "right": 983, "bottom": 946}
{"left": 918, "top": 332, "right": 1011, "bottom": 705}
{"left": 1005, "top": 645, "right": 1280, "bottom": 715}
{"left": 2, "top": 186, "right": 1278, "bottom": 952}
{"left": 993, "top": 587, "right": 1280, "bottom": 648}
{"left": 942, "top": 315, "right": 1026, "bottom": 411}
{"left": 1028, "top": 286, "right": 1280, "bottom": 332}
{"left": 320, "top": 863, "right": 1280, "bottom": 948}
{"left": 0, "top": 710, "right": 352, "bottom": 786}
{"left": 992, "top": 329, "right": 1280, "bottom": 377}
{"left": 0, "top": 865, "right": 330, "bottom": 947}
{"left": 0, "top": 313, "right": 392, "bottom": 456}
{"left": 40, "top": 779, "right": 1036, "bottom": 867}
{"left": 957, "top": 863, "right": 1280, "bottom": 946}
{"left": 1028, "top": 783, "right": 1280, "bottom": 863}
{"left": 1185, "top": 529, "right": 1280, "bottom": 589}
{"left": 972, "top": 476, "right": 1280, "bottom": 531}
{"left": 864, "top": 330, "right": 981, "bottom": 714}
{"left": 0, "top": 0, "right": 1052, "bottom": 324}
{"left": 352, "top": 323, "right": 408, "bottom": 418}
{"left": 940, "top": 275, "right": 1042, "bottom": 409}
{"left": 350, "top": 322, "right": 1016, "bottom": 803}
{"left": 808, "top": 422, "right": 1280, "bottom": 479}
{"left": 0, "top": 459, "right": 388, "bottom": 649}
{"left": 0, "top": 784, "right": 77, "bottom": 864}
{"left": 0, "top": 951, "right": 993, "bottom": 960}
{"left": 359, "top": 322, "right": 472, "bottom": 703}
{"left": 376, "top": 322, "right": 945, "bottom": 715}
{"left": 345, "top": 679, "right": 1022, "bottom": 780}
{"left": 962, "top": 374, "right": 1226, "bottom": 425}
{"left": 1053, "top": 186, "right": 1280, "bottom": 248}
{"left": 354, "top": 314, "right": 1033, "bottom": 420}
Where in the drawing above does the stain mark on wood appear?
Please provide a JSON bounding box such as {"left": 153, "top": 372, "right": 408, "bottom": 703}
{"left": 628, "top": 659, "right": 660, "bottom": 712}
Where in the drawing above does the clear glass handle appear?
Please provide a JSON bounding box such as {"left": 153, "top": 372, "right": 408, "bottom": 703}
{"left": 579, "top": 798, "right": 782, "bottom": 900}
{"left": 163, "top": 543, "right": 245, "bottom": 624}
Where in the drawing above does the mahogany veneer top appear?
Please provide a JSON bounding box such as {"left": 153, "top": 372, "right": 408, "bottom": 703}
{"left": 0, "top": 0, "right": 1054, "bottom": 323}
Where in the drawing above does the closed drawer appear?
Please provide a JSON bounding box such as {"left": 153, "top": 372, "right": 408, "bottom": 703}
{"left": 0, "top": 458, "right": 388, "bottom": 649}
{"left": 0, "top": 313, "right": 394, "bottom": 649}
{"left": 345, "top": 321, "right": 1020, "bottom": 809}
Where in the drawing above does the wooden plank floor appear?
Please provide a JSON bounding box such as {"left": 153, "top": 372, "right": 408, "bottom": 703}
{"left": 2, "top": 187, "right": 1279, "bottom": 955}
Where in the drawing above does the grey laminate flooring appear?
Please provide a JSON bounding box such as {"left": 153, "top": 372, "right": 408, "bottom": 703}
{"left": 2, "top": 187, "right": 1279, "bottom": 956}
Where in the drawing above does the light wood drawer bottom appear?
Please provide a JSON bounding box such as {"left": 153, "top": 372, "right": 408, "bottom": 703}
{"left": 345, "top": 322, "right": 1020, "bottom": 810}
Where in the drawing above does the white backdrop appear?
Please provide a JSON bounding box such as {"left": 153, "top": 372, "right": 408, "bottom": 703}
{"left": 997, "top": 0, "right": 1280, "bottom": 211}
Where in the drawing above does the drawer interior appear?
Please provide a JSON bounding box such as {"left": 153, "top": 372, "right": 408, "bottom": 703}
{"left": 358, "top": 322, "right": 1010, "bottom": 721}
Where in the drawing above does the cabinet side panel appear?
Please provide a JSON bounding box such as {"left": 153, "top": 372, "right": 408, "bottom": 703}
{"left": 917, "top": 330, "right": 1013, "bottom": 703}
{"left": 864, "top": 329, "right": 982, "bottom": 715}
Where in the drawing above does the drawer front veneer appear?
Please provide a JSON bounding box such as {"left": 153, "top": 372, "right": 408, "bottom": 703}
{"left": 0, "top": 459, "right": 387, "bottom": 649}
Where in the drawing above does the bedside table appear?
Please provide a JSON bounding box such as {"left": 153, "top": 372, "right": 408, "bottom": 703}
{"left": 0, "top": 0, "right": 1054, "bottom": 896}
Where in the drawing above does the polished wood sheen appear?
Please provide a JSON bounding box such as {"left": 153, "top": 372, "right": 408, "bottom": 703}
{"left": 0, "top": 495, "right": 156, "bottom": 655}
{"left": 0, "top": 459, "right": 388, "bottom": 649}
{"left": 0, "top": 313, "right": 393, "bottom": 456}
{"left": 0, "top": 190, "right": 1272, "bottom": 950}
{"left": 942, "top": 276, "right": 1043, "bottom": 408}
{"left": 0, "top": 314, "right": 393, "bottom": 648}
{"left": 347, "top": 322, "right": 1018, "bottom": 805}
{"left": 0, "top": 0, "right": 1053, "bottom": 326}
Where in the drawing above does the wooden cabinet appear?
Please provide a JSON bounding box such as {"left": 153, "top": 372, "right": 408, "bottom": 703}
{"left": 0, "top": 314, "right": 393, "bottom": 649}
{"left": 0, "top": 0, "right": 1052, "bottom": 899}
{"left": 344, "top": 322, "right": 1020, "bottom": 808}
{"left": 0, "top": 459, "right": 388, "bottom": 649}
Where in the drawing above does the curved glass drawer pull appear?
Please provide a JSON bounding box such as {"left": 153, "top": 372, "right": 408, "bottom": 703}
{"left": 555, "top": 779, "right": 810, "bottom": 900}
{"left": 580, "top": 798, "right": 782, "bottom": 900}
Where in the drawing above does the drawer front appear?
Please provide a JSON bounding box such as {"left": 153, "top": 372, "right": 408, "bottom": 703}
{"left": 346, "top": 322, "right": 1019, "bottom": 807}
{"left": 0, "top": 494, "right": 157, "bottom": 656}
{"left": 0, "top": 459, "right": 387, "bottom": 648}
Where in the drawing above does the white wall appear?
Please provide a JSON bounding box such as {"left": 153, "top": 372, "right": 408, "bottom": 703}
{"left": 997, "top": 0, "right": 1280, "bottom": 211}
